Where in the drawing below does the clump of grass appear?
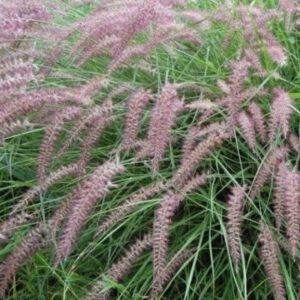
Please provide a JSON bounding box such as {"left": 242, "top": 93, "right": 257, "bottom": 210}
{"left": 0, "top": 0, "right": 299, "bottom": 299}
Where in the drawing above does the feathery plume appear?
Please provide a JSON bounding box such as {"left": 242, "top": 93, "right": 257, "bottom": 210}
{"left": 74, "top": 76, "right": 109, "bottom": 103}
{"left": 0, "top": 55, "right": 31, "bottom": 77}
{"left": 226, "top": 185, "right": 246, "bottom": 270}
{"left": 172, "top": 127, "right": 232, "bottom": 187}
{"left": 0, "top": 0, "right": 50, "bottom": 46}
{"left": 71, "top": 0, "right": 96, "bottom": 6}
{"left": 105, "top": 84, "right": 132, "bottom": 100}
{"left": 0, "top": 89, "right": 90, "bottom": 126}
{"left": 37, "top": 107, "right": 82, "bottom": 183}
{"left": 0, "top": 223, "right": 48, "bottom": 299}
{"left": 288, "top": 133, "right": 299, "bottom": 153}
{"left": 57, "top": 0, "right": 199, "bottom": 75}
{"left": 249, "top": 147, "right": 287, "bottom": 199}
{"left": 284, "top": 169, "right": 300, "bottom": 258}
{"left": 122, "top": 89, "right": 151, "bottom": 150}
{"left": 181, "top": 122, "right": 225, "bottom": 162}
{"left": 77, "top": 114, "right": 115, "bottom": 172}
{"left": 180, "top": 173, "right": 207, "bottom": 194}
{"left": 85, "top": 232, "right": 153, "bottom": 300}
{"left": 107, "top": 232, "right": 152, "bottom": 282}
{"left": 237, "top": 111, "right": 256, "bottom": 150}
{"left": 244, "top": 48, "right": 266, "bottom": 76}
{"left": 76, "top": 35, "right": 120, "bottom": 67}
{"left": 273, "top": 163, "right": 288, "bottom": 230}
{"left": 180, "top": 9, "right": 210, "bottom": 24}
{"left": 215, "top": 4, "right": 286, "bottom": 65}
{"left": 0, "top": 118, "right": 33, "bottom": 141}
{"left": 139, "top": 83, "right": 184, "bottom": 172}
{"left": 268, "top": 40, "right": 288, "bottom": 66}
{"left": 11, "top": 163, "right": 80, "bottom": 215}
{"left": 269, "top": 88, "right": 292, "bottom": 141}
{"left": 0, "top": 212, "right": 34, "bottom": 246}
{"left": 181, "top": 126, "right": 200, "bottom": 161}
{"left": 185, "top": 99, "right": 217, "bottom": 111}
{"left": 152, "top": 192, "right": 181, "bottom": 294}
{"left": 279, "top": 0, "right": 298, "bottom": 14}
{"left": 248, "top": 102, "right": 267, "bottom": 143}
{"left": 259, "top": 223, "right": 286, "bottom": 300}
{"left": 0, "top": 174, "right": 88, "bottom": 298}
{"left": 216, "top": 56, "right": 269, "bottom": 116}
{"left": 54, "top": 161, "right": 125, "bottom": 265}
{"left": 152, "top": 174, "right": 206, "bottom": 295}
{"left": 149, "top": 247, "right": 195, "bottom": 300}
{"left": 0, "top": 56, "right": 35, "bottom": 96}
{"left": 0, "top": 178, "right": 83, "bottom": 297}
{"left": 57, "top": 101, "right": 113, "bottom": 158}
{"left": 217, "top": 79, "right": 231, "bottom": 94}
{"left": 94, "top": 181, "right": 165, "bottom": 237}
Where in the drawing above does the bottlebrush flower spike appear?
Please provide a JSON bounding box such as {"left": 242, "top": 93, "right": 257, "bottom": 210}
{"left": 284, "top": 169, "right": 300, "bottom": 258}
{"left": 269, "top": 88, "right": 293, "bottom": 141}
{"left": 104, "top": 2, "right": 158, "bottom": 56}
{"left": 172, "top": 127, "right": 232, "bottom": 187}
{"left": 268, "top": 40, "right": 288, "bottom": 66}
{"left": 228, "top": 57, "right": 251, "bottom": 89}
{"left": 0, "top": 55, "right": 30, "bottom": 76}
{"left": 215, "top": 4, "right": 285, "bottom": 66}
{"left": 152, "top": 174, "right": 206, "bottom": 295}
{"left": 181, "top": 122, "right": 225, "bottom": 162}
{"left": 273, "top": 163, "right": 288, "bottom": 230}
{"left": 71, "top": 0, "right": 96, "bottom": 6}
{"left": 0, "top": 212, "right": 34, "bottom": 246}
{"left": 75, "top": 75, "right": 109, "bottom": 102}
{"left": 279, "top": 0, "right": 298, "bottom": 13}
{"left": 244, "top": 48, "right": 266, "bottom": 76}
{"left": 0, "top": 89, "right": 90, "bottom": 126}
{"left": 237, "top": 111, "right": 256, "bottom": 150}
{"left": 216, "top": 56, "right": 263, "bottom": 115}
{"left": 106, "top": 232, "right": 152, "bottom": 282}
{"left": 77, "top": 113, "right": 115, "bottom": 172}
{"left": 185, "top": 99, "right": 217, "bottom": 111}
{"left": 0, "top": 0, "right": 50, "bottom": 46}
{"left": 0, "top": 118, "right": 33, "bottom": 141}
{"left": 54, "top": 161, "right": 125, "bottom": 265}
{"left": 0, "top": 185, "right": 86, "bottom": 299}
{"left": 122, "top": 89, "right": 151, "bottom": 150}
{"left": 152, "top": 192, "right": 183, "bottom": 295}
{"left": 11, "top": 163, "right": 80, "bottom": 215}
{"left": 226, "top": 185, "right": 246, "bottom": 270}
{"left": 0, "top": 56, "right": 35, "bottom": 96}
{"left": 53, "top": 0, "right": 200, "bottom": 74}
{"left": 85, "top": 232, "right": 153, "bottom": 300}
{"left": 108, "top": 23, "right": 201, "bottom": 72}
{"left": 152, "top": 192, "right": 183, "bottom": 293}
{"left": 105, "top": 84, "right": 132, "bottom": 100}
{"left": 180, "top": 9, "right": 210, "bottom": 25}
{"left": 139, "top": 83, "right": 184, "bottom": 172}
{"left": 259, "top": 223, "right": 286, "bottom": 300}
{"left": 94, "top": 181, "right": 165, "bottom": 237}
{"left": 37, "top": 107, "right": 82, "bottom": 183}
{"left": 217, "top": 80, "right": 231, "bottom": 94}
{"left": 75, "top": 35, "right": 120, "bottom": 67}
{"left": 181, "top": 126, "right": 200, "bottom": 161}
{"left": 248, "top": 102, "right": 267, "bottom": 143}
{"left": 288, "top": 133, "right": 299, "bottom": 153}
{"left": 150, "top": 247, "right": 195, "bottom": 300}
{"left": 0, "top": 223, "right": 48, "bottom": 299}
{"left": 57, "top": 100, "right": 114, "bottom": 158}
{"left": 180, "top": 172, "right": 207, "bottom": 194}
{"left": 249, "top": 147, "right": 288, "bottom": 199}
